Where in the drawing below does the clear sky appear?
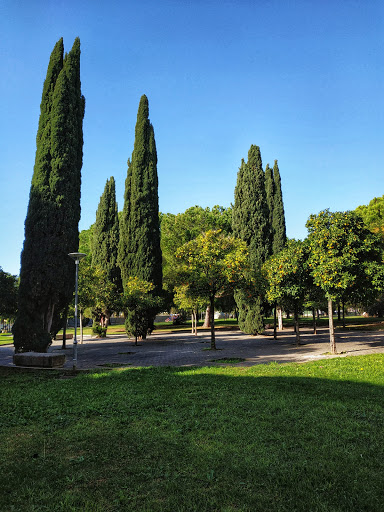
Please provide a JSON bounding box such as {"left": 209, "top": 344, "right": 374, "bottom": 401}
{"left": 1, "top": 0, "right": 383, "bottom": 276}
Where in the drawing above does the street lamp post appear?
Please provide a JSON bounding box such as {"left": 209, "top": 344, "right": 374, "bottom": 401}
{"left": 68, "top": 252, "right": 86, "bottom": 370}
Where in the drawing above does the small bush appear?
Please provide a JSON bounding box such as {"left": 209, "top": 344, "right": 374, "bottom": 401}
{"left": 92, "top": 323, "right": 107, "bottom": 338}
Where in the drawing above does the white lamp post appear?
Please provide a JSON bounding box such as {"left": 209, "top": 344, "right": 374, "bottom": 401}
{"left": 68, "top": 252, "right": 86, "bottom": 369}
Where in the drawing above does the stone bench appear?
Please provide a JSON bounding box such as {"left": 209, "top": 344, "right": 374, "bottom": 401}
{"left": 13, "top": 352, "right": 66, "bottom": 368}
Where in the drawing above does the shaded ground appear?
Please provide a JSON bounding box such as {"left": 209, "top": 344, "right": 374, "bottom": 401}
{"left": 1, "top": 327, "right": 384, "bottom": 369}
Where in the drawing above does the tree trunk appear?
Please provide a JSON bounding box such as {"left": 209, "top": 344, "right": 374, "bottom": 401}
{"left": 312, "top": 307, "right": 317, "bottom": 335}
{"left": 194, "top": 310, "right": 198, "bottom": 335}
{"left": 44, "top": 302, "right": 55, "bottom": 333}
{"left": 191, "top": 310, "right": 194, "bottom": 334}
{"left": 273, "top": 304, "right": 277, "bottom": 340}
{"left": 294, "top": 308, "right": 300, "bottom": 346}
{"left": 209, "top": 296, "right": 216, "bottom": 350}
{"left": 277, "top": 307, "right": 283, "bottom": 330}
{"left": 203, "top": 306, "right": 211, "bottom": 328}
{"left": 328, "top": 298, "right": 337, "bottom": 354}
{"left": 337, "top": 303, "right": 341, "bottom": 321}
{"left": 342, "top": 301, "right": 346, "bottom": 328}
{"left": 61, "top": 315, "right": 67, "bottom": 350}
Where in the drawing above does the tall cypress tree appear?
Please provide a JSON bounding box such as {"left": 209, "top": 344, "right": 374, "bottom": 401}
{"left": 264, "top": 163, "right": 275, "bottom": 246}
{"left": 118, "top": 94, "right": 162, "bottom": 293}
{"left": 232, "top": 145, "right": 271, "bottom": 334}
{"left": 92, "top": 176, "right": 122, "bottom": 288}
{"left": 272, "top": 160, "right": 287, "bottom": 254}
{"left": 13, "top": 38, "right": 85, "bottom": 353}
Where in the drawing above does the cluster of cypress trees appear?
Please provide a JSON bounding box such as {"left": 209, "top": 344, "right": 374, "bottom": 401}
{"left": 118, "top": 95, "right": 162, "bottom": 334}
{"left": 90, "top": 95, "right": 162, "bottom": 335}
{"left": 13, "top": 38, "right": 85, "bottom": 353}
{"left": 13, "top": 37, "right": 285, "bottom": 351}
{"left": 232, "top": 145, "right": 286, "bottom": 334}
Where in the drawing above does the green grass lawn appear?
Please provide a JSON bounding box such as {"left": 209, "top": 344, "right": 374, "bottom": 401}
{"left": 0, "top": 332, "right": 13, "bottom": 345}
{"left": 1, "top": 355, "right": 384, "bottom": 511}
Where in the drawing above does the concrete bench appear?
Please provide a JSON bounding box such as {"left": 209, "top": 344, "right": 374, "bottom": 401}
{"left": 13, "top": 352, "right": 66, "bottom": 368}
{"left": 55, "top": 334, "right": 73, "bottom": 340}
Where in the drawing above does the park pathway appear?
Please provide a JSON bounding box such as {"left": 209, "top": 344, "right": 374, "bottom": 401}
{"left": 1, "top": 327, "right": 384, "bottom": 370}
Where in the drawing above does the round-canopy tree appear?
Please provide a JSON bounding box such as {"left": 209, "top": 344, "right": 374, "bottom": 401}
{"left": 306, "top": 209, "right": 384, "bottom": 354}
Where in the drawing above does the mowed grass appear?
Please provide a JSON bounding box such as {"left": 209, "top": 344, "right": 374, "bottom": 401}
{"left": 1, "top": 355, "right": 384, "bottom": 512}
{"left": 0, "top": 332, "right": 13, "bottom": 345}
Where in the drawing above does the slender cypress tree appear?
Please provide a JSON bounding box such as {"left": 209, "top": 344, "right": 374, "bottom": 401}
{"left": 264, "top": 163, "right": 275, "bottom": 246}
{"left": 118, "top": 94, "right": 162, "bottom": 293}
{"left": 92, "top": 177, "right": 122, "bottom": 288}
{"left": 232, "top": 145, "right": 271, "bottom": 334}
{"left": 13, "top": 38, "right": 85, "bottom": 353}
{"left": 272, "top": 160, "right": 287, "bottom": 254}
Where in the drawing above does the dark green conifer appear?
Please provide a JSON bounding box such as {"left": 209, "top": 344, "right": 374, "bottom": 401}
{"left": 272, "top": 160, "right": 287, "bottom": 254}
{"left": 232, "top": 145, "right": 271, "bottom": 334}
{"left": 264, "top": 163, "right": 275, "bottom": 246}
{"left": 92, "top": 177, "right": 122, "bottom": 288}
{"left": 13, "top": 38, "right": 85, "bottom": 353}
{"left": 118, "top": 94, "right": 162, "bottom": 293}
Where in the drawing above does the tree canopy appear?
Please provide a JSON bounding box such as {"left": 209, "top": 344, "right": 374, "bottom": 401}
{"left": 175, "top": 230, "right": 248, "bottom": 349}
{"left": 306, "top": 209, "right": 384, "bottom": 353}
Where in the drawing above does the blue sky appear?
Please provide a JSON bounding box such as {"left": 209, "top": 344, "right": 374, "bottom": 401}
{"left": 1, "top": 0, "right": 383, "bottom": 275}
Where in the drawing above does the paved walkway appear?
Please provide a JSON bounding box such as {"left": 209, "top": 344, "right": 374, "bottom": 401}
{"left": 1, "top": 327, "right": 384, "bottom": 369}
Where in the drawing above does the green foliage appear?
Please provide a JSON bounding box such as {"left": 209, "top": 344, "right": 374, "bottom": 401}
{"left": 92, "top": 176, "right": 122, "bottom": 290}
{"left": 173, "top": 284, "right": 208, "bottom": 312}
{"left": 79, "top": 225, "right": 94, "bottom": 256}
{"left": 306, "top": 209, "right": 384, "bottom": 303}
{"left": 264, "top": 163, "right": 274, "bottom": 228}
{"left": 176, "top": 230, "right": 248, "bottom": 300}
{"left": 233, "top": 147, "right": 271, "bottom": 267}
{"left": 0, "top": 268, "right": 18, "bottom": 319}
{"left": 121, "top": 277, "right": 162, "bottom": 341}
{"left": 272, "top": 160, "right": 287, "bottom": 254}
{"left": 264, "top": 239, "right": 310, "bottom": 314}
{"left": 176, "top": 230, "right": 248, "bottom": 347}
{"left": 161, "top": 205, "right": 232, "bottom": 291}
{"left": 92, "top": 323, "right": 107, "bottom": 338}
{"left": 355, "top": 195, "right": 384, "bottom": 241}
{"left": 232, "top": 145, "right": 272, "bottom": 334}
{"left": 118, "top": 95, "right": 162, "bottom": 296}
{"left": 13, "top": 38, "right": 85, "bottom": 353}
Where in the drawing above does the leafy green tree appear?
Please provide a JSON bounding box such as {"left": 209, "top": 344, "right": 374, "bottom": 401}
{"left": 232, "top": 146, "right": 271, "bottom": 334}
{"left": 79, "top": 225, "right": 94, "bottom": 257}
{"left": 264, "top": 240, "right": 310, "bottom": 345}
{"left": 13, "top": 38, "right": 85, "bottom": 353}
{"left": 0, "top": 268, "right": 18, "bottom": 321}
{"left": 173, "top": 284, "right": 208, "bottom": 335}
{"left": 306, "top": 210, "right": 384, "bottom": 353}
{"left": 176, "top": 230, "right": 248, "bottom": 349}
{"left": 272, "top": 160, "right": 287, "bottom": 255}
{"left": 355, "top": 195, "right": 384, "bottom": 241}
{"left": 121, "top": 277, "right": 162, "bottom": 344}
{"left": 161, "top": 205, "right": 232, "bottom": 292}
{"left": 118, "top": 95, "right": 162, "bottom": 295}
